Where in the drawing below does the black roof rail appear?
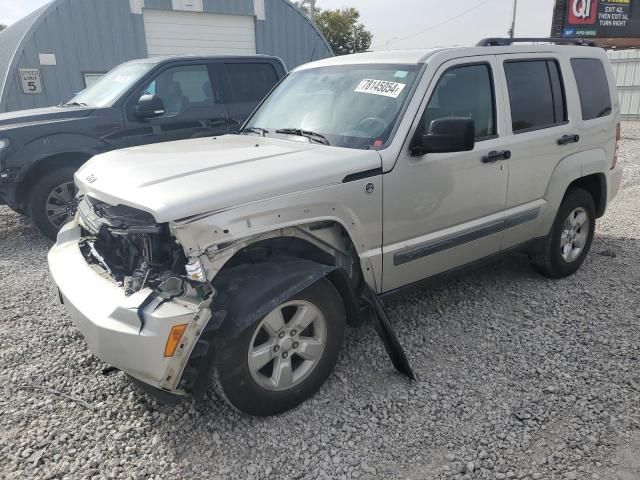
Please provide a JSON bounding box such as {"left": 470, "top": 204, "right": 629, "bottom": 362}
{"left": 477, "top": 37, "right": 597, "bottom": 47}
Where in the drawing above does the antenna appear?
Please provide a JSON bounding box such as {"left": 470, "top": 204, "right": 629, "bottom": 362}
{"left": 508, "top": 0, "right": 518, "bottom": 38}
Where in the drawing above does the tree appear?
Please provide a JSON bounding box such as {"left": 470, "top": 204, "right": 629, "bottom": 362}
{"left": 316, "top": 8, "right": 372, "bottom": 55}
{"left": 294, "top": 3, "right": 373, "bottom": 56}
{"left": 294, "top": 1, "right": 320, "bottom": 19}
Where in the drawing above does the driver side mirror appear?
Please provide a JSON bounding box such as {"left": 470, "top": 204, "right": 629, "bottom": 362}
{"left": 135, "top": 94, "right": 165, "bottom": 119}
{"left": 411, "top": 117, "right": 475, "bottom": 156}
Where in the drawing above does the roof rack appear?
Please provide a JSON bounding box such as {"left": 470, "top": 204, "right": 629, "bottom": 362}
{"left": 477, "top": 37, "right": 597, "bottom": 47}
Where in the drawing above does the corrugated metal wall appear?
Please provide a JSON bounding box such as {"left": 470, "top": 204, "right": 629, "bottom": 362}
{"left": 608, "top": 50, "right": 640, "bottom": 119}
{"left": 0, "top": 5, "right": 52, "bottom": 109}
{"left": 1, "top": 0, "right": 147, "bottom": 112}
{"left": 256, "top": 0, "right": 331, "bottom": 68}
{"left": 0, "top": 0, "right": 332, "bottom": 112}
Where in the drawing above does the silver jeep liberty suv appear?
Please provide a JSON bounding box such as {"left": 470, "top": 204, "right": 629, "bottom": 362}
{"left": 49, "top": 38, "right": 623, "bottom": 416}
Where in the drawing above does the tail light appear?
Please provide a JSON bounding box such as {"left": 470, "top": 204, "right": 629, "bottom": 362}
{"left": 612, "top": 123, "right": 621, "bottom": 169}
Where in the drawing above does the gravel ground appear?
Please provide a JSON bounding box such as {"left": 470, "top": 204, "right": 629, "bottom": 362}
{"left": 1, "top": 123, "right": 639, "bottom": 480}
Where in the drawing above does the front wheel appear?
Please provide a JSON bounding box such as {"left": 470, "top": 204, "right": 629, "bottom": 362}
{"left": 531, "top": 187, "right": 596, "bottom": 278}
{"left": 27, "top": 167, "right": 78, "bottom": 240}
{"left": 213, "top": 278, "right": 345, "bottom": 416}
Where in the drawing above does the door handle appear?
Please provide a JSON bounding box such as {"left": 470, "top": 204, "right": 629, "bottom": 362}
{"left": 482, "top": 150, "right": 511, "bottom": 163}
{"left": 557, "top": 134, "right": 580, "bottom": 145}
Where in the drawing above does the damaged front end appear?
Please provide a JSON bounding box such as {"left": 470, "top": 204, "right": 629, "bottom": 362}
{"left": 59, "top": 196, "right": 217, "bottom": 397}
{"left": 60, "top": 196, "right": 414, "bottom": 404}
{"left": 78, "top": 197, "right": 194, "bottom": 296}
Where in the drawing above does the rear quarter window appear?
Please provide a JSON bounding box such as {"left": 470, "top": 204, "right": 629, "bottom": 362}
{"left": 570, "top": 58, "right": 612, "bottom": 120}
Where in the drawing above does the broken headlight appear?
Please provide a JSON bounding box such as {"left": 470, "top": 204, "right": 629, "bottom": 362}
{"left": 185, "top": 257, "right": 207, "bottom": 283}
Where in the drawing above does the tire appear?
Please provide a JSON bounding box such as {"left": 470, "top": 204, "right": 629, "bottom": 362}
{"left": 27, "top": 167, "right": 78, "bottom": 241}
{"left": 7, "top": 205, "right": 27, "bottom": 217}
{"left": 531, "top": 187, "right": 596, "bottom": 278}
{"left": 213, "top": 278, "right": 346, "bottom": 416}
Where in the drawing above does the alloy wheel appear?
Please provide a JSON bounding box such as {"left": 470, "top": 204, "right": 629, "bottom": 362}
{"left": 560, "top": 207, "right": 590, "bottom": 263}
{"left": 45, "top": 181, "right": 77, "bottom": 229}
{"left": 248, "top": 300, "right": 327, "bottom": 391}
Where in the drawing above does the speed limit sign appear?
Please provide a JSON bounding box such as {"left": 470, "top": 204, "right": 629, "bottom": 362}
{"left": 19, "top": 69, "right": 43, "bottom": 95}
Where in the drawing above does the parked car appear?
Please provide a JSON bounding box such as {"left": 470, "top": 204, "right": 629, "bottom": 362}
{"left": 48, "top": 38, "right": 623, "bottom": 416}
{"left": 0, "top": 55, "right": 286, "bottom": 239}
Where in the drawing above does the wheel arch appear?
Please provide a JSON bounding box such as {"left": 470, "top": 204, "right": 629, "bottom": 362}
{"left": 15, "top": 151, "right": 92, "bottom": 208}
{"left": 542, "top": 149, "right": 610, "bottom": 233}
{"left": 208, "top": 224, "right": 366, "bottom": 329}
{"left": 182, "top": 254, "right": 355, "bottom": 398}
{"left": 566, "top": 173, "right": 607, "bottom": 218}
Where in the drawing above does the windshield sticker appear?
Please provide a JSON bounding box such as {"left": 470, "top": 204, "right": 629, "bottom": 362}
{"left": 355, "top": 79, "right": 406, "bottom": 98}
{"left": 394, "top": 70, "right": 409, "bottom": 79}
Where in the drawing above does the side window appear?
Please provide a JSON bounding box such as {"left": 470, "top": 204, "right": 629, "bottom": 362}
{"left": 225, "top": 63, "right": 279, "bottom": 104}
{"left": 504, "top": 60, "right": 567, "bottom": 133}
{"left": 140, "top": 65, "right": 214, "bottom": 117}
{"left": 420, "top": 63, "right": 496, "bottom": 140}
{"left": 571, "top": 58, "right": 612, "bottom": 120}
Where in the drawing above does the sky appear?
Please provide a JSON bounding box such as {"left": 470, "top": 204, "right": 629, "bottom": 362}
{"left": 0, "top": 0, "right": 557, "bottom": 50}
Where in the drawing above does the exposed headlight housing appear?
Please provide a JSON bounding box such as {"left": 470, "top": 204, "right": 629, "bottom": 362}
{"left": 185, "top": 257, "right": 207, "bottom": 283}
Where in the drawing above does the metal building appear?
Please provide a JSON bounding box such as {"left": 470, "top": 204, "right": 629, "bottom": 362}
{"left": 0, "top": 0, "right": 332, "bottom": 112}
{"left": 608, "top": 50, "right": 640, "bottom": 119}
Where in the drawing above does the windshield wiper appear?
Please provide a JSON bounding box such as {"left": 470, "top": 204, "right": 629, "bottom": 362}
{"left": 275, "top": 128, "right": 330, "bottom": 146}
{"left": 240, "top": 127, "right": 269, "bottom": 137}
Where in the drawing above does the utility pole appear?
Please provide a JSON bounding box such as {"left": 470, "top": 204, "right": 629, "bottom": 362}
{"left": 309, "top": 0, "right": 316, "bottom": 22}
{"left": 508, "top": 0, "right": 518, "bottom": 38}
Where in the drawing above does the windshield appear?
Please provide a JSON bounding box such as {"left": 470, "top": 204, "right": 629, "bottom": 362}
{"left": 68, "top": 62, "right": 155, "bottom": 108}
{"left": 245, "top": 64, "right": 419, "bottom": 149}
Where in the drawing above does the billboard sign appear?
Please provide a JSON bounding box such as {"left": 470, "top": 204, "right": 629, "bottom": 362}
{"left": 563, "top": 0, "right": 636, "bottom": 38}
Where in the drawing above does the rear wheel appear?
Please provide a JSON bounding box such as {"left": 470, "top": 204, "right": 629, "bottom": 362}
{"left": 213, "top": 278, "right": 345, "bottom": 416}
{"left": 27, "top": 167, "right": 78, "bottom": 240}
{"left": 531, "top": 187, "right": 596, "bottom": 278}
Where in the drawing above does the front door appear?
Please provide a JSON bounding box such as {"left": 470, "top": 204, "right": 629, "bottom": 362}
{"left": 382, "top": 57, "right": 509, "bottom": 292}
{"left": 124, "top": 62, "right": 230, "bottom": 147}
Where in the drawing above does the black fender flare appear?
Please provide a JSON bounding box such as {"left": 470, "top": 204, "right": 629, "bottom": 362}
{"left": 211, "top": 256, "right": 338, "bottom": 339}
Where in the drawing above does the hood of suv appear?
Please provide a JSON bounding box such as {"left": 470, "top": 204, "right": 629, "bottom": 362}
{"left": 76, "top": 135, "right": 382, "bottom": 223}
{"left": 0, "top": 106, "right": 93, "bottom": 129}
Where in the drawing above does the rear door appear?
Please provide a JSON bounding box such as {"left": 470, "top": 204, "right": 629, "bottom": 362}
{"left": 497, "top": 54, "right": 579, "bottom": 249}
{"left": 220, "top": 61, "right": 283, "bottom": 129}
{"left": 124, "top": 61, "right": 230, "bottom": 147}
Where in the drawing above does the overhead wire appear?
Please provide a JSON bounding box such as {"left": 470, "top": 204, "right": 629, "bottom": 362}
{"left": 375, "top": 0, "right": 493, "bottom": 49}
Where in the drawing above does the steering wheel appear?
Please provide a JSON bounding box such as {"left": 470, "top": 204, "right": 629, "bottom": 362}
{"left": 343, "top": 116, "right": 388, "bottom": 140}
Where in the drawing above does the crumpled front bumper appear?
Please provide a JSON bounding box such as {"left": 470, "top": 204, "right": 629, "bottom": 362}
{"left": 47, "top": 220, "right": 210, "bottom": 397}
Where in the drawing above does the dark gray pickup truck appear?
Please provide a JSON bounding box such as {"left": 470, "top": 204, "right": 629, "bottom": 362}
{"left": 0, "top": 55, "right": 286, "bottom": 239}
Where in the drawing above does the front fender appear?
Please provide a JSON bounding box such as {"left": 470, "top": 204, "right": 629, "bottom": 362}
{"left": 14, "top": 133, "right": 108, "bottom": 182}
{"left": 171, "top": 175, "right": 383, "bottom": 292}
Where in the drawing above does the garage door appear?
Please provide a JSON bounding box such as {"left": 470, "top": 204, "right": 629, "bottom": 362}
{"left": 143, "top": 9, "right": 256, "bottom": 57}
